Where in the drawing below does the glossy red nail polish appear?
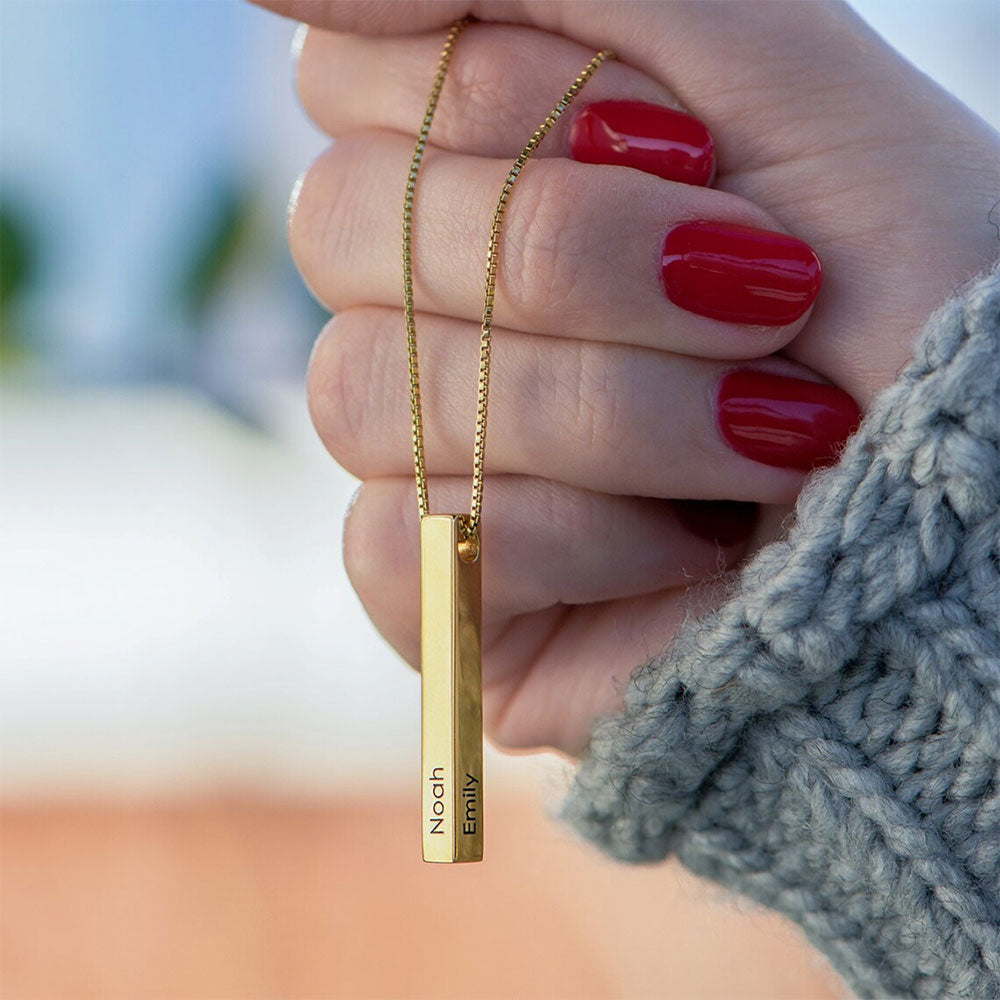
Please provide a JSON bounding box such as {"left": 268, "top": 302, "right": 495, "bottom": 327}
{"left": 672, "top": 499, "right": 759, "bottom": 546}
{"left": 661, "top": 220, "right": 822, "bottom": 325}
{"left": 716, "top": 371, "right": 861, "bottom": 471}
{"left": 569, "top": 100, "right": 715, "bottom": 186}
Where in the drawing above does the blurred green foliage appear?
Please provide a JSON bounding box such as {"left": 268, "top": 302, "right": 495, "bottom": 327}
{"left": 170, "top": 177, "right": 257, "bottom": 330}
{"left": 0, "top": 202, "right": 37, "bottom": 364}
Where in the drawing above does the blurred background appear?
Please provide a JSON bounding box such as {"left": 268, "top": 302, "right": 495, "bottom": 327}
{"left": 1, "top": 2, "right": 996, "bottom": 997}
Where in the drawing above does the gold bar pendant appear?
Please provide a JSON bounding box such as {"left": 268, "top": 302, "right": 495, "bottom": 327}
{"left": 420, "top": 514, "right": 484, "bottom": 863}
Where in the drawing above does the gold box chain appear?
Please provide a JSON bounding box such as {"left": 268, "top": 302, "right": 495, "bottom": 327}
{"left": 402, "top": 18, "right": 612, "bottom": 547}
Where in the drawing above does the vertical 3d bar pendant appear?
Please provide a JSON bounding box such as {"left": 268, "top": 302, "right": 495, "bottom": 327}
{"left": 420, "top": 514, "right": 484, "bottom": 863}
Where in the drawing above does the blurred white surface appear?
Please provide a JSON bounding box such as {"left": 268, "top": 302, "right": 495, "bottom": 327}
{"left": 1, "top": 386, "right": 396, "bottom": 793}
{"left": 0, "top": 386, "right": 558, "bottom": 795}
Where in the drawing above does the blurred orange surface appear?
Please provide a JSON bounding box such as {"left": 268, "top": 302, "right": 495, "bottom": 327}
{"left": 1, "top": 793, "right": 845, "bottom": 999}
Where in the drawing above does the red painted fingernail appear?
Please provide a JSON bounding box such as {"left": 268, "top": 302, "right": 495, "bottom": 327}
{"left": 661, "top": 220, "right": 822, "bottom": 325}
{"left": 569, "top": 100, "right": 715, "bottom": 186}
{"left": 672, "top": 499, "right": 759, "bottom": 546}
{"left": 716, "top": 371, "right": 861, "bottom": 471}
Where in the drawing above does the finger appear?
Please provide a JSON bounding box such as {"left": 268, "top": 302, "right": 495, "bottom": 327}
{"left": 481, "top": 583, "right": 735, "bottom": 755}
{"left": 344, "top": 473, "right": 753, "bottom": 639}
{"left": 270, "top": 0, "right": 997, "bottom": 409}
{"left": 290, "top": 134, "right": 822, "bottom": 357}
{"left": 308, "top": 309, "right": 860, "bottom": 505}
{"left": 343, "top": 474, "right": 748, "bottom": 754}
{"left": 489, "top": 510, "right": 803, "bottom": 753}
{"left": 259, "top": 0, "right": 902, "bottom": 172}
{"left": 297, "top": 23, "right": 715, "bottom": 185}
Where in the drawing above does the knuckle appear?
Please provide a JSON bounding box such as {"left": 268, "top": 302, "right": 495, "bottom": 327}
{"left": 534, "top": 480, "right": 604, "bottom": 591}
{"left": 438, "top": 31, "right": 526, "bottom": 149}
{"left": 482, "top": 688, "right": 532, "bottom": 751}
{"left": 341, "top": 483, "right": 370, "bottom": 593}
{"left": 307, "top": 308, "right": 387, "bottom": 475}
{"left": 341, "top": 481, "right": 399, "bottom": 601}
{"left": 501, "top": 160, "right": 595, "bottom": 321}
{"left": 293, "top": 24, "right": 320, "bottom": 119}
{"left": 289, "top": 138, "right": 374, "bottom": 312}
{"left": 341, "top": 480, "right": 417, "bottom": 659}
{"left": 341, "top": 480, "right": 398, "bottom": 598}
{"left": 542, "top": 338, "right": 629, "bottom": 461}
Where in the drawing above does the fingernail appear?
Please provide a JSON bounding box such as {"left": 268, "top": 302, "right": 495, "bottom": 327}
{"left": 716, "top": 371, "right": 861, "bottom": 471}
{"left": 672, "top": 499, "right": 759, "bottom": 546}
{"left": 569, "top": 101, "right": 715, "bottom": 186}
{"left": 661, "top": 220, "right": 822, "bottom": 325}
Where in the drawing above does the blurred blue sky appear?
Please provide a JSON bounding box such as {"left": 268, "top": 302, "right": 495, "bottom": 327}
{"left": 1, "top": 0, "right": 322, "bottom": 384}
{"left": 851, "top": 0, "right": 998, "bottom": 128}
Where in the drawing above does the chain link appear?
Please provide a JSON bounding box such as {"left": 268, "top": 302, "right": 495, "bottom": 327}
{"left": 403, "top": 19, "right": 612, "bottom": 544}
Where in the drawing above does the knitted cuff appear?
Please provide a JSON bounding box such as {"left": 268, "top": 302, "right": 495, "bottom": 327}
{"left": 556, "top": 262, "right": 1000, "bottom": 1000}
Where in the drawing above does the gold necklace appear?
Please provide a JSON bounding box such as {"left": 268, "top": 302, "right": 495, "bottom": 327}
{"left": 404, "top": 18, "right": 611, "bottom": 863}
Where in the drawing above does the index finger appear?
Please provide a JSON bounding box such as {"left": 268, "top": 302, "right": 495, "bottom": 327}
{"left": 251, "top": 0, "right": 893, "bottom": 175}
{"left": 297, "top": 22, "right": 714, "bottom": 186}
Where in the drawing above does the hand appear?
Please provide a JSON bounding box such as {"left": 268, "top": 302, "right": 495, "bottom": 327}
{"left": 255, "top": 0, "right": 999, "bottom": 756}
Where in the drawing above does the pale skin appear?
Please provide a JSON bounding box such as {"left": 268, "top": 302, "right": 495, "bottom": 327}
{"left": 252, "top": 0, "right": 999, "bottom": 757}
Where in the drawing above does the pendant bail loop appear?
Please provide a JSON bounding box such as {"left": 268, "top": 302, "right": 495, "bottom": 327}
{"left": 456, "top": 514, "right": 481, "bottom": 563}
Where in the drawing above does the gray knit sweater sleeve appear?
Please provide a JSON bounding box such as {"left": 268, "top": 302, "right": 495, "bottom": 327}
{"left": 557, "top": 262, "right": 1000, "bottom": 999}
